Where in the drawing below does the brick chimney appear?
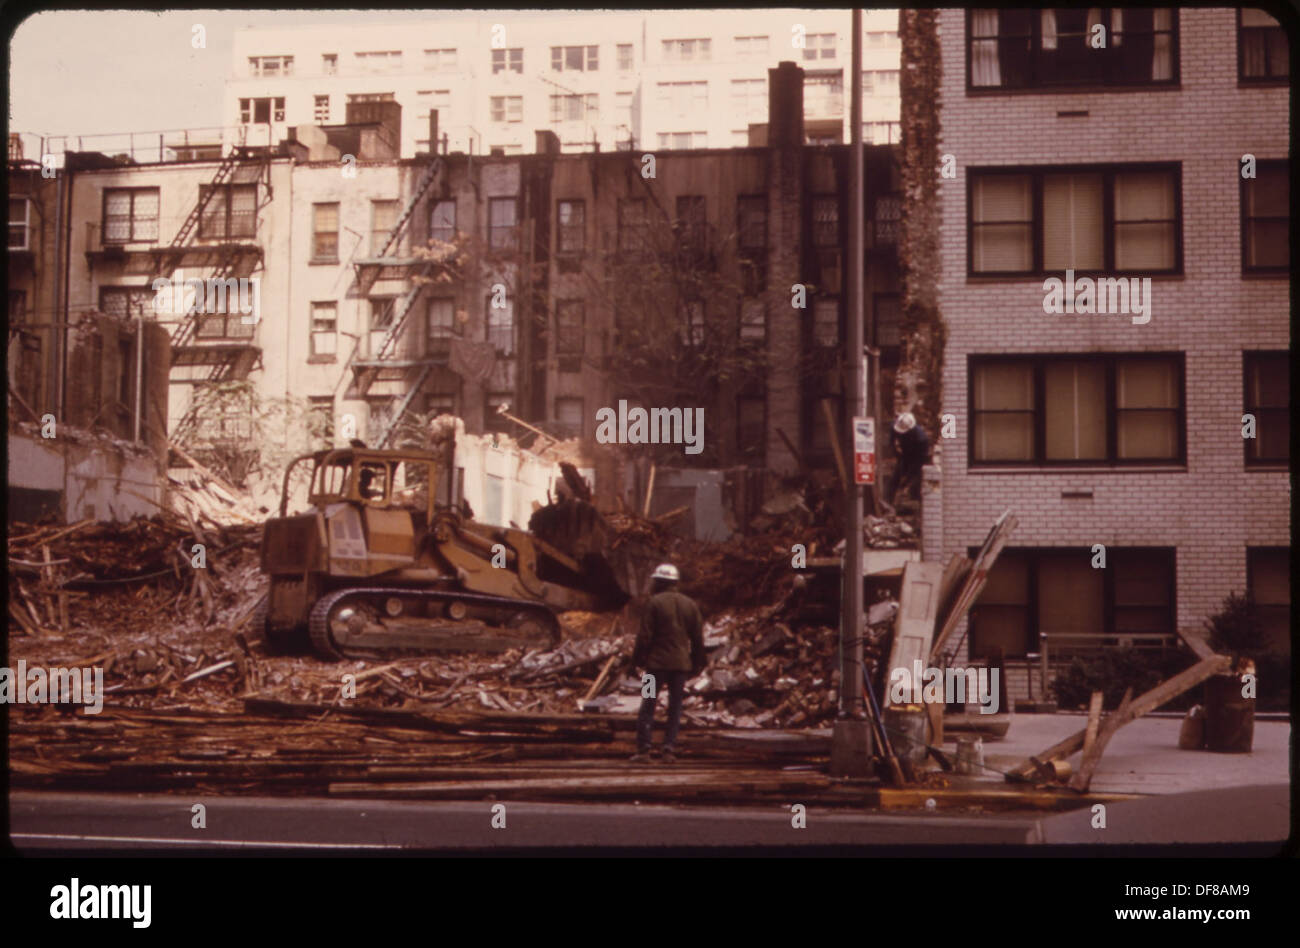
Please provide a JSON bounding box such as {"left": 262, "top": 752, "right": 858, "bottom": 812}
{"left": 768, "top": 61, "right": 805, "bottom": 149}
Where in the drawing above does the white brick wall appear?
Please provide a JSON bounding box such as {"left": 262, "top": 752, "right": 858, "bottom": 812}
{"left": 930, "top": 8, "right": 1290, "bottom": 689}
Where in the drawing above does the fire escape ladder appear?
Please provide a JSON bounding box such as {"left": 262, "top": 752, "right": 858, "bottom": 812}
{"left": 374, "top": 364, "right": 435, "bottom": 448}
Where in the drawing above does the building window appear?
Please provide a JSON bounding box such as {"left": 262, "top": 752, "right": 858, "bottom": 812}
{"left": 734, "top": 35, "right": 770, "bottom": 60}
{"left": 239, "top": 96, "right": 285, "bottom": 123}
{"left": 737, "top": 396, "right": 766, "bottom": 458}
{"left": 487, "top": 294, "right": 514, "bottom": 355}
{"left": 1241, "top": 159, "right": 1288, "bottom": 272}
{"left": 8, "top": 198, "right": 31, "bottom": 250}
{"left": 662, "top": 38, "right": 711, "bottom": 62}
{"left": 805, "top": 70, "right": 844, "bottom": 118}
{"left": 867, "top": 30, "right": 899, "bottom": 46}
{"left": 737, "top": 195, "right": 768, "bottom": 250}
{"left": 617, "top": 43, "right": 634, "bottom": 70}
{"left": 9, "top": 289, "right": 26, "bottom": 325}
{"left": 427, "top": 298, "right": 456, "bottom": 355}
{"left": 1239, "top": 9, "right": 1288, "bottom": 81}
{"left": 614, "top": 91, "right": 633, "bottom": 132}
{"left": 312, "top": 203, "right": 340, "bottom": 261}
{"left": 322, "top": 53, "right": 337, "bottom": 75}
{"left": 309, "top": 302, "right": 337, "bottom": 360}
{"left": 969, "top": 165, "right": 1180, "bottom": 275}
{"left": 102, "top": 188, "right": 160, "bottom": 244}
{"left": 812, "top": 196, "right": 839, "bottom": 247}
{"left": 556, "top": 300, "right": 585, "bottom": 365}
{"left": 488, "top": 197, "right": 517, "bottom": 251}
{"left": 657, "top": 81, "right": 708, "bottom": 112}
{"left": 557, "top": 200, "right": 585, "bottom": 253}
{"left": 617, "top": 197, "right": 648, "bottom": 254}
{"left": 490, "top": 95, "right": 523, "bottom": 123}
{"left": 1247, "top": 548, "right": 1291, "bottom": 654}
{"left": 656, "top": 131, "right": 707, "bottom": 150}
{"left": 869, "top": 69, "right": 900, "bottom": 92}
{"left": 313, "top": 95, "right": 330, "bottom": 123}
{"left": 99, "top": 287, "right": 155, "bottom": 319}
{"left": 968, "top": 8, "right": 1177, "bottom": 90}
{"left": 802, "top": 33, "right": 837, "bottom": 60}
{"left": 740, "top": 298, "right": 766, "bottom": 343}
{"left": 1243, "top": 351, "right": 1289, "bottom": 466}
{"left": 485, "top": 393, "right": 513, "bottom": 434}
{"left": 492, "top": 47, "right": 523, "bottom": 74}
{"left": 424, "top": 48, "right": 457, "bottom": 71}
{"left": 730, "top": 78, "right": 766, "bottom": 118}
{"left": 369, "top": 299, "right": 397, "bottom": 353}
{"left": 198, "top": 184, "right": 257, "bottom": 240}
{"left": 813, "top": 299, "right": 839, "bottom": 347}
{"left": 369, "top": 200, "right": 399, "bottom": 257}
{"left": 555, "top": 397, "right": 585, "bottom": 436}
{"left": 348, "top": 92, "right": 396, "bottom": 103}
{"left": 249, "top": 55, "right": 293, "bottom": 77}
{"left": 970, "top": 354, "right": 1184, "bottom": 466}
{"left": 971, "top": 548, "right": 1174, "bottom": 659}
{"left": 550, "top": 45, "right": 598, "bottom": 72}
{"left": 549, "top": 94, "right": 598, "bottom": 122}
{"left": 429, "top": 199, "right": 456, "bottom": 243}
{"left": 308, "top": 396, "right": 334, "bottom": 442}
{"left": 873, "top": 293, "right": 901, "bottom": 351}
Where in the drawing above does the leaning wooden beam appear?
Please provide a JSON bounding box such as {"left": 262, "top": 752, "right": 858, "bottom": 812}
{"left": 1005, "top": 654, "right": 1230, "bottom": 783}
{"left": 1069, "top": 688, "right": 1133, "bottom": 793}
{"left": 1082, "top": 690, "right": 1104, "bottom": 757}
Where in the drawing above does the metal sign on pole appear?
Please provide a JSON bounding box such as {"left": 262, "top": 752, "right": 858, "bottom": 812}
{"left": 853, "top": 416, "right": 875, "bottom": 485}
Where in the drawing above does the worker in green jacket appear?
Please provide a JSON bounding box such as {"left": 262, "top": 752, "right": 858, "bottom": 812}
{"left": 631, "top": 563, "right": 705, "bottom": 763}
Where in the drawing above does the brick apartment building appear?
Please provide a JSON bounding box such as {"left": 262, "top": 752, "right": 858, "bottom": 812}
{"left": 12, "top": 65, "right": 902, "bottom": 521}
{"left": 901, "top": 7, "right": 1291, "bottom": 704}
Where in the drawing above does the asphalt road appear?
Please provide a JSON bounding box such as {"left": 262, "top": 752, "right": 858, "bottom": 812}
{"left": 10, "top": 791, "right": 1039, "bottom": 850}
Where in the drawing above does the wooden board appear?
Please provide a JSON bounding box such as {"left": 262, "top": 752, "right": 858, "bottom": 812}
{"left": 1082, "top": 691, "right": 1104, "bottom": 756}
{"left": 1070, "top": 688, "right": 1132, "bottom": 792}
{"left": 883, "top": 560, "right": 946, "bottom": 708}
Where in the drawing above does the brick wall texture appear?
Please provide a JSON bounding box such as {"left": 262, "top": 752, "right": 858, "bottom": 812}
{"left": 927, "top": 8, "right": 1290, "bottom": 703}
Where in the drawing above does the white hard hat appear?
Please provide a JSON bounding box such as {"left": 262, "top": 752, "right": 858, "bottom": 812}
{"left": 651, "top": 563, "right": 680, "bottom": 582}
{"left": 894, "top": 412, "right": 917, "bottom": 434}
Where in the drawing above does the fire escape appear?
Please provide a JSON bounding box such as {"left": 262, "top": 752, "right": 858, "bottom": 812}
{"left": 346, "top": 155, "right": 447, "bottom": 447}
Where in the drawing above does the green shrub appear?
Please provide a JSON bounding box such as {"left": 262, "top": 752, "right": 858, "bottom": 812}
{"left": 1050, "top": 648, "right": 1194, "bottom": 711}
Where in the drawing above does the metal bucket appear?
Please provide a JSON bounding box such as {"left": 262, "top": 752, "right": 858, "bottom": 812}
{"left": 955, "top": 736, "right": 984, "bottom": 775}
{"left": 883, "top": 705, "right": 929, "bottom": 764}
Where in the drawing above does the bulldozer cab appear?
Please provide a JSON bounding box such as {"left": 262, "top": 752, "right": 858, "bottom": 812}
{"left": 280, "top": 448, "right": 441, "bottom": 520}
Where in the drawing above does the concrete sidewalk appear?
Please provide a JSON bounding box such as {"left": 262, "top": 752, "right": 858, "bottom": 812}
{"left": 962, "top": 713, "right": 1290, "bottom": 796}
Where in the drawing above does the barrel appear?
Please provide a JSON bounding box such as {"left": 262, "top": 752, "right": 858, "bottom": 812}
{"left": 1203, "top": 670, "right": 1255, "bottom": 753}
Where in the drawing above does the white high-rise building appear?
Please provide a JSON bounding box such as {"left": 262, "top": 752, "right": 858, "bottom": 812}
{"left": 224, "top": 9, "right": 901, "bottom": 157}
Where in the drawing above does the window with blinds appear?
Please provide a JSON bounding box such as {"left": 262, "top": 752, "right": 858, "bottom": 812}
{"left": 972, "top": 354, "right": 1183, "bottom": 465}
{"left": 1241, "top": 160, "right": 1288, "bottom": 272}
{"left": 971, "top": 165, "right": 1179, "bottom": 275}
{"left": 1244, "top": 351, "right": 1289, "bottom": 466}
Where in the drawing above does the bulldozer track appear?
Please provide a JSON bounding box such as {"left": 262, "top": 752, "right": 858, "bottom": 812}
{"left": 308, "top": 586, "right": 560, "bottom": 661}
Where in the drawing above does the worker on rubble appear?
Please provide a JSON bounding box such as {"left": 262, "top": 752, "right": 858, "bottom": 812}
{"left": 631, "top": 563, "right": 705, "bottom": 764}
{"left": 885, "top": 411, "right": 930, "bottom": 512}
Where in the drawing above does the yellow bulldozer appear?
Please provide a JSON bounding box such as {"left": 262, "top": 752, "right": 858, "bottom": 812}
{"left": 256, "top": 446, "right": 628, "bottom": 660}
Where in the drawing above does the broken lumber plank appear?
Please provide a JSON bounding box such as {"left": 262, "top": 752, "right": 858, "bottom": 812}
{"left": 1082, "top": 691, "right": 1104, "bottom": 757}
{"left": 1005, "top": 654, "right": 1230, "bottom": 782}
{"left": 1069, "top": 687, "right": 1134, "bottom": 793}
{"left": 582, "top": 654, "right": 619, "bottom": 704}
{"left": 1177, "top": 626, "right": 1218, "bottom": 661}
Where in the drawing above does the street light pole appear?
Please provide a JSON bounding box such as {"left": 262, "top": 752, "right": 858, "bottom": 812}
{"left": 830, "top": 7, "right": 873, "bottom": 777}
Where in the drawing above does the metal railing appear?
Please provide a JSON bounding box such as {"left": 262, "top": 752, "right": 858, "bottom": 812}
{"left": 31, "top": 124, "right": 273, "bottom": 167}
{"left": 1037, "top": 631, "right": 1178, "bottom": 698}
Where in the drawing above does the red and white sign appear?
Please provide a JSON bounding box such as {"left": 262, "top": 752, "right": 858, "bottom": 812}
{"left": 853, "top": 417, "right": 875, "bottom": 485}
